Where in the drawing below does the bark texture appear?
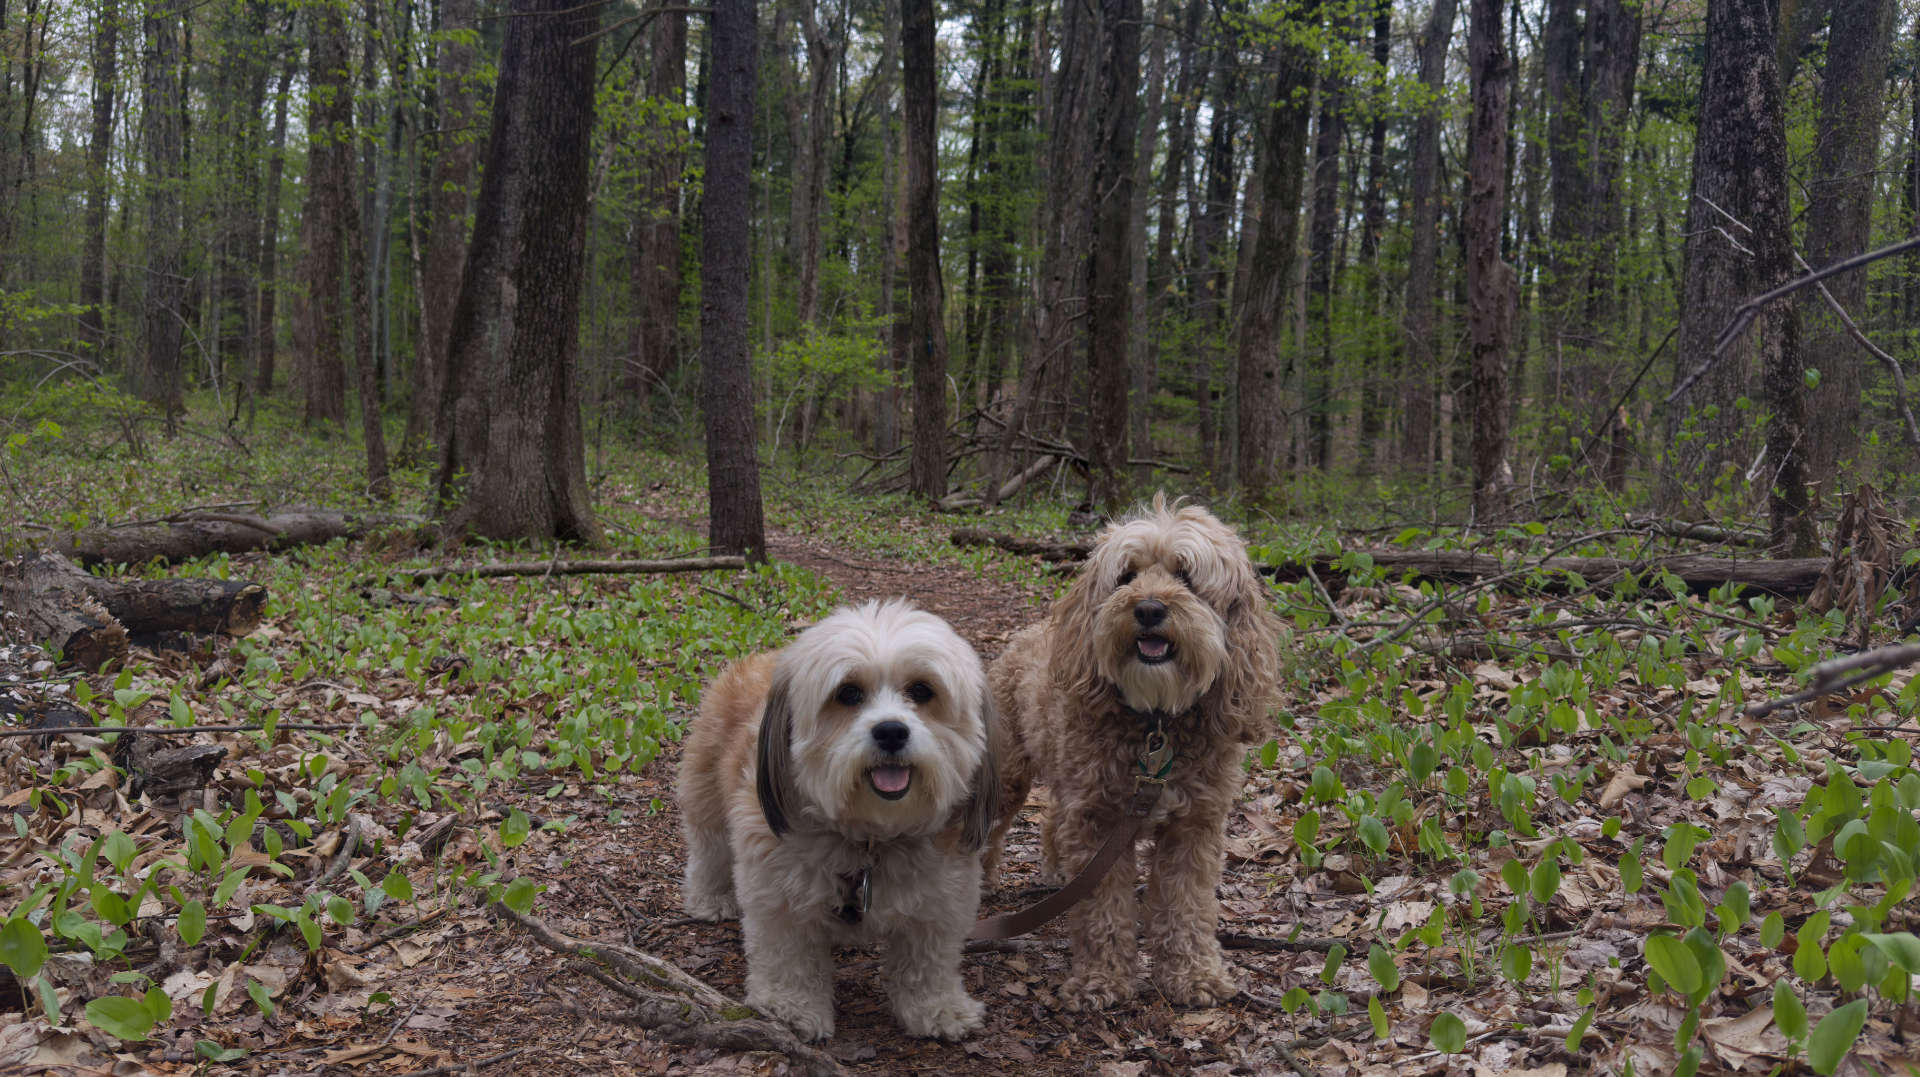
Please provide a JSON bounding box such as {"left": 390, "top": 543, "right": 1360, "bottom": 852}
{"left": 294, "top": 4, "right": 353, "bottom": 427}
{"left": 434, "top": 0, "right": 600, "bottom": 543}
{"left": 1798, "top": 0, "right": 1893, "bottom": 480}
{"left": 1234, "top": 5, "right": 1318, "bottom": 499}
{"left": 700, "top": 0, "right": 766, "bottom": 559}
{"left": 1085, "top": 0, "right": 1140, "bottom": 510}
{"left": 904, "top": 0, "right": 949, "bottom": 501}
{"left": 407, "top": 0, "right": 479, "bottom": 451}
{"left": 139, "top": 0, "right": 187, "bottom": 424}
{"left": 1466, "top": 0, "right": 1514, "bottom": 521}
{"left": 78, "top": 0, "right": 118, "bottom": 360}
{"left": 1400, "top": 0, "right": 1458, "bottom": 469}
{"left": 1670, "top": 0, "right": 1802, "bottom": 551}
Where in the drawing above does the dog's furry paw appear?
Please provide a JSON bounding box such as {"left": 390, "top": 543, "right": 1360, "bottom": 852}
{"left": 1058, "top": 972, "right": 1135, "bottom": 1012}
{"left": 754, "top": 994, "right": 834, "bottom": 1042}
{"left": 1155, "top": 962, "right": 1239, "bottom": 1008}
{"left": 682, "top": 891, "right": 741, "bottom": 921}
{"left": 896, "top": 992, "right": 986, "bottom": 1040}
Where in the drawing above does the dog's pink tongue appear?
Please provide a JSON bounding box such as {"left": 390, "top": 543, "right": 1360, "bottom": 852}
{"left": 1139, "top": 637, "right": 1170, "bottom": 659}
{"left": 871, "top": 765, "right": 912, "bottom": 794}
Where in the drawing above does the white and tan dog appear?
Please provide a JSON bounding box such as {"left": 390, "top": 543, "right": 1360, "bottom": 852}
{"left": 678, "top": 600, "right": 997, "bottom": 1042}
{"left": 986, "top": 495, "right": 1281, "bottom": 1011}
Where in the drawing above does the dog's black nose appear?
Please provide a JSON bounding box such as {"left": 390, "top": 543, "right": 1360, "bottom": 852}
{"left": 871, "top": 721, "right": 910, "bottom": 753}
{"left": 1133, "top": 599, "right": 1167, "bottom": 629}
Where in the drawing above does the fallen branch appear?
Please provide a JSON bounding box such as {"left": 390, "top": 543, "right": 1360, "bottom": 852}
{"left": 495, "top": 903, "right": 841, "bottom": 1076}
{"left": 0, "top": 722, "right": 357, "bottom": 739}
{"left": 949, "top": 528, "right": 1092, "bottom": 563}
{"left": 1744, "top": 641, "right": 1920, "bottom": 719}
{"left": 392, "top": 556, "right": 746, "bottom": 583}
{"left": 393, "top": 1047, "right": 528, "bottom": 1077}
{"left": 2, "top": 552, "right": 270, "bottom": 670}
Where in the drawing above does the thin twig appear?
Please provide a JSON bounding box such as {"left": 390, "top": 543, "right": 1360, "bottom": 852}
{"left": 391, "top": 1047, "right": 528, "bottom": 1077}
{"left": 1788, "top": 248, "right": 1920, "bottom": 452}
{"left": 1743, "top": 641, "right": 1920, "bottom": 718}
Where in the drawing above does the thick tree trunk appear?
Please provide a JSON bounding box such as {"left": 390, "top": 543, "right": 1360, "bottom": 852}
{"left": 793, "top": 0, "right": 837, "bottom": 328}
{"left": 1085, "top": 0, "right": 1140, "bottom": 510}
{"left": 140, "top": 0, "right": 187, "bottom": 427}
{"left": 1585, "top": 0, "right": 1641, "bottom": 490}
{"left": 78, "top": 0, "right": 118, "bottom": 360}
{"left": 701, "top": 0, "right": 766, "bottom": 559}
{"left": 212, "top": 0, "right": 268, "bottom": 403}
{"left": 904, "top": 0, "right": 949, "bottom": 501}
{"left": 436, "top": 0, "right": 599, "bottom": 542}
{"left": 294, "top": 6, "right": 353, "bottom": 427}
{"left": 1401, "top": 0, "right": 1457, "bottom": 470}
{"left": 1798, "top": 0, "right": 1893, "bottom": 481}
{"left": 1233, "top": 6, "right": 1317, "bottom": 500}
{"left": 1466, "top": 0, "right": 1514, "bottom": 522}
{"left": 407, "top": 0, "right": 479, "bottom": 452}
{"left": 1670, "top": 0, "right": 1799, "bottom": 540}
{"left": 4, "top": 553, "right": 269, "bottom": 672}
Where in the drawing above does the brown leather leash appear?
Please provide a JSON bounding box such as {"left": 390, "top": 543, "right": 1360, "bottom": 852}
{"left": 970, "top": 718, "right": 1175, "bottom": 941}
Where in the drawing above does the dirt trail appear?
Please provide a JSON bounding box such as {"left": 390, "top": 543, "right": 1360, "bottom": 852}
{"left": 315, "top": 526, "right": 1307, "bottom": 1077}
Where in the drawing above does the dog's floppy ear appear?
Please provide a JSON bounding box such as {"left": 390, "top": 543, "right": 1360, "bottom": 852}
{"left": 958, "top": 693, "right": 1001, "bottom": 852}
{"left": 755, "top": 672, "right": 801, "bottom": 837}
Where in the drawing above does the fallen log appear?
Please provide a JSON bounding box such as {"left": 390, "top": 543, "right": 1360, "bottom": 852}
{"left": 2, "top": 553, "right": 269, "bottom": 671}
{"left": 53, "top": 507, "right": 401, "bottom": 567}
{"left": 949, "top": 528, "right": 1831, "bottom": 597}
{"left": 949, "top": 527, "right": 1092, "bottom": 562}
{"left": 391, "top": 556, "right": 746, "bottom": 583}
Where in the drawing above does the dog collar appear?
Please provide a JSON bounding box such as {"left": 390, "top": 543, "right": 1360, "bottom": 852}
{"left": 834, "top": 839, "right": 877, "bottom": 924}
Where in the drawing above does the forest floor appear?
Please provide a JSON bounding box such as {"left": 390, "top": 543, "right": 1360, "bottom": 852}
{"left": 6, "top": 428, "right": 1920, "bottom": 1076}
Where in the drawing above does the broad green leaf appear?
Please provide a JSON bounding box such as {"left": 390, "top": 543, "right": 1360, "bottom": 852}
{"left": 1862, "top": 931, "right": 1920, "bottom": 973}
{"left": 0, "top": 917, "right": 49, "bottom": 977}
{"left": 1429, "top": 1011, "right": 1467, "bottom": 1053}
{"left": 1500, "top": 858, "right": 1528, "bottom": 896}
{"left": 176, "top": 900, "right": 206, "bottom": 947}
{"left": 326, "top": 896, "right": 354, "bottom": 926}
{"left": 1774, "top": 980, "right": 1807, "bottom": 1041}
{"left": 1501, "top": 942, "right": 1533, "bottom": 983}
{"left": 85, "top": 995, "right": 156, "bottom": 1041}
{"left": 1828, "top": 935, "right": 1869, "bottom": 993}
{"left": 501, "top": 808, "right": 531, "bottom": 849}
{"left": 1357, "top": 815, "right": 1389, "bottom": 854}
{"left": 1565, "top": 1007, "right": 1594, "bottom": 1051}
{"left": 245, "top": 978, "right": 274, "bottom": 1016}
{"left": 1808, "top": 998, "right": 1868, "bottom": 1075}
{"left": 1368, "top": 994, "right": 1388, "bottom": 1039}
{"left": 1529, "top": 857, "right": 1561, "bottom": 904}
{"left": 1759, "top": 910, "right": 1785, "bottom": 948}
{"left": 381, "top": 871, "right": 414, "bottom": 903}
{"left": 502, "top": 877, "right": 538, "bottom": 915}
{"left": 1320, "top": 943, "right": 1347, "bottom": 984}
{"left": 1716, "top": 882, "right": 1750, "bottom": 934}
{"left": 1644, "top": 934, "right": 1702, "bottom": 997}
{"left": 100, "top": 830, "right": 135, "bottom": 874}
{"left": 1674, "top": 1044, "right": 1702, "bottom": 1077}
{"left": 1367, "top": 943, "right": 1400, "bottom": 992}
{"left": 214, "top": 867, "right": 250, "bottom": 907}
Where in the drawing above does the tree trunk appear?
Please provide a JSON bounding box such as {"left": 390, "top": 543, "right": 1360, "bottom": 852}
{"left": 140, "top": 0, "right": 187, "bottom": 427}
{"left": 78, "top": 0, "right": 118, "bottom": 361}
{"left": 1304, "top": 21, "right": 1352, "bottom": 471}
{"left": 630, "top": 7, "right": 688, "bottom": 420}
{"left": 1188, "top": 51, "right": 1239, "bottom": 478}
{"left": 1233, "top": 5, "right": 1318, "bottom": 500}
{"left": 1584, "top": 0, "right": 1641, "bottom": 489}
{"left": 903, "top": 0, "right": 949, "bottom": 501}
{"left": 874, "top": 0, "right": 901, "bottom": 456}
{"left": 1466, "top": 0, "right": 1514, "bottom": 522}
{"left": 1670, "top": 0, "right": 1799, "bottom": 543}
{"left": 213, "top": 0, "right": 269, "bottom": 410}
{"left": 406, "top": 0, "right": 479, "bottom": 452}
{"left": 255, "top": 59, "right": 292, "bottom": 400}
{"left": 701, "top": 0, "right": 766, "bottom": 558}
{"left": 1356, "top": 0, "right": 1391, "bottom": 469}
{"left": 1085, "top": 0, "right": 1140, "bottom": 510}
{"left": 1798, "top": 0, "right": 1893, "bottom": 481}
{"left": 792, "top": 0, "right": 837, "bottom": 328}
{"left": 294, "top": 5, "right": 352, "bottom": 427}
{"left": 1128, "top": 1, "right": 1166, "bottom": 488}
{"left": 344, "top": 114, "right": 392, "bottom": 502}
{"left": 1401, "top": 0, "right": 1457, "bottom": 470}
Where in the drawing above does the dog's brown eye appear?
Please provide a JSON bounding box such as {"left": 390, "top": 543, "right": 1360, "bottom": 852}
{"left": 1117, "top": 570, "right": 1137, "bottom": 587}
{"left": 1177, "top": 568, "right": 1194, "bottom": 589}
{"left": 835, "top": 683, "right": 865, "bottom": 706}
{"left": 905, "top": 682, "right": 935, "bottom": 705}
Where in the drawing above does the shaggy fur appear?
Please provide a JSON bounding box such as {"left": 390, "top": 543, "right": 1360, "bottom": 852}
{"left": 985, "top": 496, "right": 1282, "bottom": 1011}
{"left": 677, "top": 600, "right": 997, "bottom": 1042}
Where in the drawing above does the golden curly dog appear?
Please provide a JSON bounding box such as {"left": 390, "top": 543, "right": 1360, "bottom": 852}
{"left": 678, "top": 600, "right": 997, "bottom": 1042}
{"left": 985, "top": 496, "right": 1281, "bottom": 1011}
